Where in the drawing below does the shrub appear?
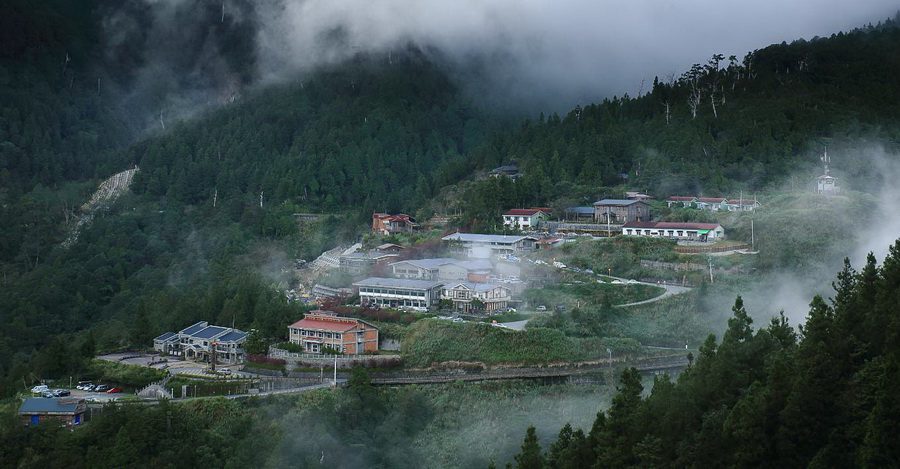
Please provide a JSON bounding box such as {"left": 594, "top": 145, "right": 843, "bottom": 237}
{"left": 84, "top": 360, "right": 166, "bottom": 389}
{"left": 277, "top": 342, "right": 303, "bottom": 353}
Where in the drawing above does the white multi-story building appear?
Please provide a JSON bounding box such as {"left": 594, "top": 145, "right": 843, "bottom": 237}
{"left": 353, "top": 277, "right": 444, "bottom": 311}
{"left": 153, "top": 322, "right": 248, "bottom": 364}
{"left": 441, "top": 282, "right": 512, "bottom": 314}
{"left": 389, "top": 258, "right": 493, "bottom": 281}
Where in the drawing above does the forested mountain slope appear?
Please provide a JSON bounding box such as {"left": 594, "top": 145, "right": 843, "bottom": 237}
{"left": 509, "top": 244, "right": 900, "bottom": 467}
{"left": 452, "top": 17, "right": 900, "bottom": 229}
{"left": 1, "top": 0, "right": 900, "bottom": 401}
{"left": 0, "top": 2, "right": 497, "bottom": 395}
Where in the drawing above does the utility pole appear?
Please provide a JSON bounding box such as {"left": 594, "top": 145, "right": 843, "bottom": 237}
{"left": 213, "top": 188, "right": 217, "bottom": 208}
{"left": 332, "top": 355, "right": 337, "bottom": 387}
{"left": 708, "top": 256, "right": 714, "bottom": 283}
{"left": 606, "top": 208, "right": 610, "bottom": 237}
{"left": 750, "top": 218, "right": 755, "bottom": 250}
{"left": 259, "top": 191, "right": 263, "bottom": 208}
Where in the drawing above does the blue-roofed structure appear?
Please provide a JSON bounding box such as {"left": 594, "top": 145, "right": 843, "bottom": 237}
{"left": 153, "top": 321, "right": 248, "bottom": 365}
{"left": 19, "top": 398, "right": 86, "bottom": 427}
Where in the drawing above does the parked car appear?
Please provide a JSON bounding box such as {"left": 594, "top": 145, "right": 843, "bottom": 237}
{"left": 52, "top": 389, "right": 71, "bottom": 397}
{"left": 31, "top": 384, "right": 49, "bottom": 394}
{"left": 76, "top": 382, "right": 94, "bottom": 391}
{"left": 536, "top": 305, "right": 547, "bottom": 312}
{"left": 106, "top": 387, "right": 123, "bottom": 394}
{"left": 41, "top": 391, "right": 55, "bottom": 398}
{"left": 217, "top": 368, "right": 232, "bottom": 375}
{"left": 93, "top": 384, "right": 110, "bottom": 392}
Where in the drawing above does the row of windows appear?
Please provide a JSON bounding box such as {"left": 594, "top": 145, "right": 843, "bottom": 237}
{"left": 367, "top": 298, "right": 427, "bottom": 307}
{"left": 291, "top": 329, "right": 343, "bottom": 339}
{"left": 359, "top": 287, "right": 427, "bottom": 297}
{"left": 624, "top": 229, "right": 700, "bottom": 237}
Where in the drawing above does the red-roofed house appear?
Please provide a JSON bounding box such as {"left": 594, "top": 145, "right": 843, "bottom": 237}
{"left": 372, "top": 213, "right": 417, "bottom": 235}
{"left": 288, "top": 311, "right": 379, "bottom": 354}
{"left": 622, "top": 221, "right": 725, "bottom": 242}
{"left": 502, "top": 208, "right": 549, "bottom": 230}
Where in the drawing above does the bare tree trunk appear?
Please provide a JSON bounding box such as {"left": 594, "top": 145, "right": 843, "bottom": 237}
{"left": 688, "top": 84, "right": 701, "bottom": 119}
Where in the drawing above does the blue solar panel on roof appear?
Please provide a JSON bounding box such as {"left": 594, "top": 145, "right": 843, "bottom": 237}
{"left": 218, "top": 331, "right": 248, "bottom": 342}
{"left": 191, "top": 326, "right": 228, "bottom": 339}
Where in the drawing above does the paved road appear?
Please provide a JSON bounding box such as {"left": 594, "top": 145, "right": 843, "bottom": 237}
{"left": 498, "top": 320, "right": 530, "bottom": 331}
{"left": 97, "top": 353, "right": 255, "bottom": 378}
{"left": 615, "top": 282, "right": 692, "bottom": 307}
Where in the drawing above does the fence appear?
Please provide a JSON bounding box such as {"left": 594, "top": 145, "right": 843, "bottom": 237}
{"left": 674, "top": 243, "right": 751, "bottom": 254}
{"left": 640, "top": 260, "right": 707, "bottom": 272}
{"left": 268, "top": 346, "right": 403, "bottom": 369}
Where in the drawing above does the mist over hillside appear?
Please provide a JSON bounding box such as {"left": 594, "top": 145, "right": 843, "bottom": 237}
{"left": 2, "top": 2, "right": 900, "bottom": 467}
{"left": 26, "top": 0, "right": 899, "bottom": 127}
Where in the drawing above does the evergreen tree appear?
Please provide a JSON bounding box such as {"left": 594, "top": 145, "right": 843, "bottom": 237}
{"left": 515, "top": 426, "right": 545, "bottom": 469}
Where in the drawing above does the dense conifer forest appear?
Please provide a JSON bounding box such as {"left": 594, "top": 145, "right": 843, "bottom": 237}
{"left": 508, "top": 245, "right": 900, "bottom": 467}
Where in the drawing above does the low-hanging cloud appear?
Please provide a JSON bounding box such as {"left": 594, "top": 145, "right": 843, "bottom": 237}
{"left": 255, "top": 0, "right": 899, "bottom": 110}
{"left": 100, "top": 0, "right": 897, "bottom": 120}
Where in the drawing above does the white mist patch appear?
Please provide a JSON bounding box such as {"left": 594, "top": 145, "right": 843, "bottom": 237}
{"left": 848, "top": 148, "right": 900, "bottom": 265}
{"left": 731, "top": 145, "right": 900, "bottom": 326}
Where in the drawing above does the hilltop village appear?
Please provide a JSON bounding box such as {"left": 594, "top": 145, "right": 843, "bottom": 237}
{"left": 17, "top": 154, "right": 850, "bottom": 427}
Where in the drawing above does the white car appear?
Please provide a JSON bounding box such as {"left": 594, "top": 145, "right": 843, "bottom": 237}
{"left": 31, "top": 385, "right": 49, "bottom": 394}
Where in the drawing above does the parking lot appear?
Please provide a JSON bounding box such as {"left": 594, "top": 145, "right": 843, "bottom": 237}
{"left": 97, "top": 353, "right": 255, "bottom": 378}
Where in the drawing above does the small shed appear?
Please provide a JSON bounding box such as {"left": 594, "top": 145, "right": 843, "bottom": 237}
{"left": 565, "top": 206, "right": 595, "bottom": 221}
{"left": 19, "top": 398, "right": 87, "bottom": 427}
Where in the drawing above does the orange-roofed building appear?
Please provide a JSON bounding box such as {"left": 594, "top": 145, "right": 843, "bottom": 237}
{"left": 287, "top": 311, "right": 379, "bottom": 354}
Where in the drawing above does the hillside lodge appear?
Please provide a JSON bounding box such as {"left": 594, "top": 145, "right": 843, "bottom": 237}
{"left": 153, "top": 322, "right": 248, "bottom": 365}
{"left": 502, "top": 208, "right": 550, "bottom": 230}
{"left": 288, "top": 311, "right": 379, "bottom": 354}
{"left": 622, "top": 221, "right": 725, "bottom": 241}
{"left": 593, "top": 199, "right": 651, "bottom": 224}
{"left": 666, "top": 196, "right": 760, "bottom": 212}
